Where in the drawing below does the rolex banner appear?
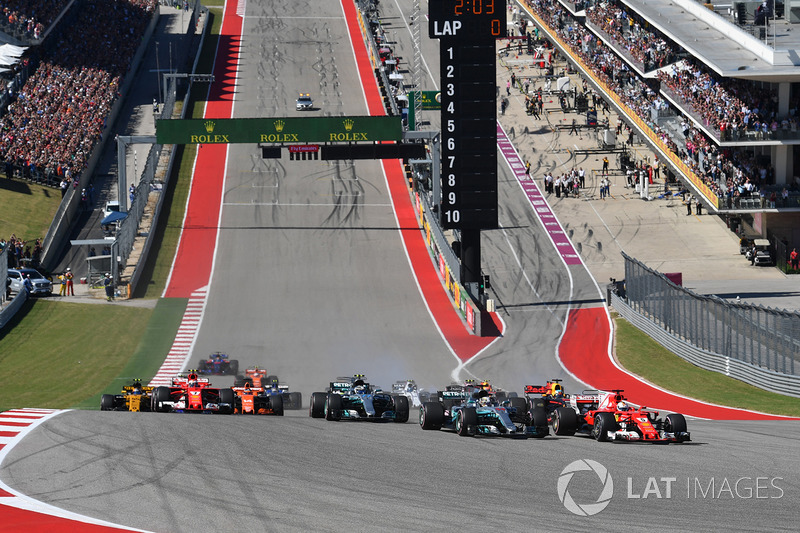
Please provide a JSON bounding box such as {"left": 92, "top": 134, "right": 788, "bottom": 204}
{"left": 156, "top": 116, "right": 402, "bottom": 144}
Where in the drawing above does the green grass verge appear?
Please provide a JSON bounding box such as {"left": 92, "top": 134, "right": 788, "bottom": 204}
{"left": 0, "top": 8, "right": 223, "bottom": 412}
{"left": 0, "top": 300, "right": 152, "bottom": 411}
{"left": 614, "top": 316, "right": 800, "bottom": 417}
{"left": 72, "top": 298, "right": 187, "bottom": 409}
{"left": 0, "top": 178, "right": 61, "bottom": 245}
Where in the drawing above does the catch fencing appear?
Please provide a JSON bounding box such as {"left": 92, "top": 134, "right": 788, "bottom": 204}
{"left": 620, "top": 252, "right": 800, "bottom": 383}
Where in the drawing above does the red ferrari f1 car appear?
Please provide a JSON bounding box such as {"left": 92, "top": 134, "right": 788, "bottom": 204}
{"left": 151, "top": 371, "right": 234, "bottom": 414}
{"left": 524, "top": 381, "right": 690, "bottom": 443}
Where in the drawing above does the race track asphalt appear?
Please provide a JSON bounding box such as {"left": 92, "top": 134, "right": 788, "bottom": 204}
{"left": 1, "top": 410, "right": 797, "bottom": 532}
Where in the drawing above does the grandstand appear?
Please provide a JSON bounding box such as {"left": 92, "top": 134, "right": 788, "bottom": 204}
{"left": 517, "top": 0, "right": 800, "bottom": 259}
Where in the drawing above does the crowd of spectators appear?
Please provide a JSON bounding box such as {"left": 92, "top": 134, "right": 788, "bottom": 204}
{"left": 0, "top": 0, "right": 70, "bottom": 40}
{"left": 657, "top": 60, "right": 800, "bottom": 142}
{"left": 585, "top": 2, "right": 678, "bottom": 73}
{"left": 521, "top": 0, "right": 791, "bottom": 207}
{"left": 1, "top": 234, "right": 42, "bottom": 268}
{"left": 0, "top": 0, "right": 157, "bottom": 189}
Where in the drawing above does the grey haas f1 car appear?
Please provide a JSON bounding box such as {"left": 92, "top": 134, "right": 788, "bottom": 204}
{"left": 309, "top": 375, "right": 409, "bottom": 422}
{"left": 419, "top": 387, "right": 549, "bottom": 438}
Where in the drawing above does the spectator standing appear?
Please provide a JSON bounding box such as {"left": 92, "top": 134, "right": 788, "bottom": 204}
{"left": 791, "top": 248, "right": 799, "bottom": 270}
{"left": 695, "top": 196, "right": 703, "bottom": 215}
{"left": 58, "top": 272, "right": 67, "bottom": 296}
{"left": 104, "top": 273, "right": 114, "bottom": 301}
{"left": 60, "top": 179, "right": 68, "bottom": 198}
{"left": 569, "top": 118, "right": 579, "bottom": 136}
{"left": 602, "top": 157, "right": 609, "bottom": 176}
{"left": 23, "top": 274, "right": 33, "bottom": 295}
{"left": 685, "top": 195, "right": 693, "bottom": 216}
{"left": 578, "top": 167, "right": 585, "bottom": 188}
{"left": 65, "top": 267, "right": 74, "bottom": 296}
{"left": 525, "top": 160, "right": 531, "bottom": 179}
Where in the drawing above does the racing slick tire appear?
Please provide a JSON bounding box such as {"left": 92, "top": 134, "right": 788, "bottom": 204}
{"left": 552, "top": 406, "right": 579, "bottom": 436}
{"left": 508, "top": 397, "right": 529, "bottom": 424}
{"left": 270, "top": 394, "right": 284, "bottom": 416}
{"left": 507, "top": 391, "right": 519, "bottom": 398}
{"left": 197, "top": 361, "right": 207, "bottom": 373}
{"left": 229, "top": 360, "right": 239, "bottom": 376}
{"left": 529, "top": 407, "right": 549, "bottom": 438}
{"left": 325, "top": 393, "right": 342, "bottom": 421}
{"left": 665, "top": 413, "right": 687, "bottom": 434}
{"left": 593, "top": 412, "right": 618, "bottom": 442}
{"left": 419, "top": 402, "right": 445, "bottom": 430}
{"left": 456, "top": 407, "right": 477, "bottom": 436}
{"left": 100, "top": 394, "right": 115, "bottom": 411}
{"left": 528, "top": 397, "right": 546, "bottom": 411}
{"left": 152, "top": 386, "right": 172, "bottom": 413}
{"left": 234, "top": 375, "right": 245, "bottom": 387}
{"left": 495, "top": 391, "right": 507, "bottom": 402}
{"left": 218, "top": 388, "right": 235, "bottom": 414}
{"left": 289, "top": 391, "right": 303, "bottom": 410}
{"left": 309, "top": 392, "right": 326, "bottom": 418}
{"left": 392, "top": 395, "right": 409, "bottom": 423}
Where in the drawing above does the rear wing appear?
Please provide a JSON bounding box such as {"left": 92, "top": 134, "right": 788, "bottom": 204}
{"left": 122, "top": 385, "right": 153, "bottom": 393}
{"left": 330, "top": 381, "right": 354, "bottom": 393}
{"left": 171, "top": 376, "right": 211, "bottom": 387}
{"left": 438, "top": 390, "right": 469, "bottom": 402}
{"left": 524, "top": 385, "right": 549, "bottom": 395}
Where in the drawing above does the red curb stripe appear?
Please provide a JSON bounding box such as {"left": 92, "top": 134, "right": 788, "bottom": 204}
{"left": 0, "top": 414, "right": 45, "bottom": 420}
{"left": 0, "top": 505, "right": 138, "bottom": 532}
{"left": 0, "top": 488, "right": 14, "bottom": 497}
{"left": 0, "top": 421, "right": 34, "bottom": 427}
{"left": 559, "top": 307, "right": 797, "bottom": 420}
{"left": 0, "top": 431, "right": 19, "bottom": 437}
{"left": 163, "top": 1, "right": 243, "bottom": 298}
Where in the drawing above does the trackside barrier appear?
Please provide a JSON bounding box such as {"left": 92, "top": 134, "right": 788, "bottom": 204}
{"left": 622, "top": 251, "right": 799, "bottom": 377}
{"left": 611, "top": 292, "right": 800, "bottom": 398}
{"left": 517, "top": 1, "right": 721, "bottom": 210}
{"left": 414, "top": 190, "right": 483, "bottom": 335}
{"left": 0, "top": 290, "right": 27, "bottom": 331}
{"left": 128, "top": 2, "right": 209, "bottom": 295}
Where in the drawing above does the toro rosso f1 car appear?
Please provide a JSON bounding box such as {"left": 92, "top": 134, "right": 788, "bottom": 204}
{"left": 419, "top": 387, "right": 548, "bottom": 438}
{"left": 309, "top": 375, "right": 409, "bottom": 422}
{"left": 151, "top": 371, "right": 234, "bottom": 414}
{"left": 100, "top": 379, "right": 153, "bottom": 412}
{"left": 197, "top": 352, "right": 239, "bottom": 376}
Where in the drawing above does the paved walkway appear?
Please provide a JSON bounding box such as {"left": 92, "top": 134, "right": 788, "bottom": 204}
{"left": 494, "top": 47, "right": 800, "bottom": 311}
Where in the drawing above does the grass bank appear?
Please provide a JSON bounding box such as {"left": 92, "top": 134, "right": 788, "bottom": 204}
{"left": 0, "top": 300, "right": 151, "bottom": 411}
{"left": 613, "top": 316, "right": 800, "bottom": 417}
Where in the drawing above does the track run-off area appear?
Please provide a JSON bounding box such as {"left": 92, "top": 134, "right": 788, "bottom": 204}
{"left": 2, "top": 1, "right": 798, "bottom": 531}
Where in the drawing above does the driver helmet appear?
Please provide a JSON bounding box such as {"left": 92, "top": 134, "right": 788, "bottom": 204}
{"left": 480, "top": 395, "right": 492, "bottom": 407}
{"left": 354, "top": 384, "right": 367, "bottom": 394}
{"left": 617, "top": 401, "right": 629, "bottom": 411}
{"left": 552, "top": 384, "right": 564, "bottom": 398}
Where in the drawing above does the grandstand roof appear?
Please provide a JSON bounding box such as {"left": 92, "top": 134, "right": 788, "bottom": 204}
{"left": 622, "top": 0, "right": 800, "bottom": 81}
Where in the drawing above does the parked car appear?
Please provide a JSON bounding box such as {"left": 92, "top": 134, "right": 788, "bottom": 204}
{"left": 7, "top": 268, "right": 53, "bottom": 296}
